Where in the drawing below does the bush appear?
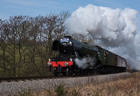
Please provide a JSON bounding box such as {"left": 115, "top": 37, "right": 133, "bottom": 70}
{"left": 71, "top": 87, "right": 81, "bottom": 96}
{"left": 18, "top": 88, "right": 31, "bottom": 96}
{"left": 54, "top": 83, "right": 68, "bottom": 96}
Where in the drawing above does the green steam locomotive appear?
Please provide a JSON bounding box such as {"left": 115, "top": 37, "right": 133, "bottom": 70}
{"left": 47, "top": 36, "right": 128, "bottom": 76}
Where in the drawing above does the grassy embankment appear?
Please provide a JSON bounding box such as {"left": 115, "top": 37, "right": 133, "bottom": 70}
{"left": 19, "top": 72, "right": 140, "bottom": 96}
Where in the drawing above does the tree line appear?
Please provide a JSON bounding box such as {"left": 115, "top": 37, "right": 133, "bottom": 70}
{"left": 0, "top": 12, "right": 69, "bottom": 77}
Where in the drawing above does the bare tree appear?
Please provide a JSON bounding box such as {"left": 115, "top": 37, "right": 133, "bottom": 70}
{"left": 15, "top": 16, "right": 31, "bottom": 76}
{"left": 40, "top": 12, "right": 70, "bottom": 75}
{"left": 0, "top": 11, "right": 70, "bottom": 77}
{"left": 0, "top": 20, "right": 10, "bottom": 76}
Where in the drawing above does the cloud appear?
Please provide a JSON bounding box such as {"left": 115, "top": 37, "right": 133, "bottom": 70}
{"left": 64, "top": 4, "right": 140, "bottom": 70}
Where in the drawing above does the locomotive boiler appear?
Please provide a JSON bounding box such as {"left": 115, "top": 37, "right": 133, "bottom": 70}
{"left": 47, "top": 36, "right": 128, "bottom": 76}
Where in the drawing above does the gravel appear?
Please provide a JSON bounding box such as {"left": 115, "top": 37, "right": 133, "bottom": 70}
{"left": 0, "top": 72, "right": 131, "bottom": 96}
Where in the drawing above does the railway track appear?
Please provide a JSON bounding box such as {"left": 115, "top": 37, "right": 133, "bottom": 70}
{"left": 0, "top": 75, "right": 70, "bottom": 82}
{"left": 0, "top": 71, "right": 130, "bottom": 82}
{"left": 0, "top": 74, "right": 84, "bottom": 82}
{"left": 0, "top": 73, "right": 116, "bottom": 82}
{"left": 0, "top": 76, "right": 55, "bottom": 82}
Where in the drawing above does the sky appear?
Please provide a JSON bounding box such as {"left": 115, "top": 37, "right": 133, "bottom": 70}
{"left": 0, "top": 0, "right": 140, "bottom": 21}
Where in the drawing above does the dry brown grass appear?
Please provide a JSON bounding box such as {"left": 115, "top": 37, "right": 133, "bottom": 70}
{"left": 29, "top": 72, "right": 140, "bottom": 96}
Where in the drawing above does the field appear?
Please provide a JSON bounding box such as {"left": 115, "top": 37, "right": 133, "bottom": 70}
{"left": 19, "top": 72, "right": 140, "bottom": 96}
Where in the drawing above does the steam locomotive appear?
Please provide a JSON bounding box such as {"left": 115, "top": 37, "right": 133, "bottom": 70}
{"left": 47, "top": 36, "right": 128, "bottom": 76}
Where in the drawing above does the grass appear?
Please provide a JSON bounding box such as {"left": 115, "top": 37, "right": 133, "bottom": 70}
{"left": 21, "top": 72, "right": 140, "bottom": 96}
{"left": 54, "top": 83, "right": 69, "bottom": 96}
{"left": 71, "top": 87, "right": 81, "bottom": 96}
{"left": 18, "top": 88, "right": 31, "bottom": 96}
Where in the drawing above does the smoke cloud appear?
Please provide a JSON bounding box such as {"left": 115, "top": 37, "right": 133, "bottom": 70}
{"left": 75, "top": 57, "right": 96, "bottom": 69}
{"left": 65, "top": 4, "right": 140, "bottom": 70}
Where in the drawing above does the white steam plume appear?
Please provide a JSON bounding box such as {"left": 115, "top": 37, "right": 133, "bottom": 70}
{"left": 65, "top": 4, "right": 140, "bottom": 70}
{"left": 75, "top": 57, "right": 96, "bottom": 69}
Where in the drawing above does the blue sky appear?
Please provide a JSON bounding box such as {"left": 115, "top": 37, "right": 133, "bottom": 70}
{"left": 0, "top": 0, "right": 140, "bottom": 26}
{"left": 0, "top": 0, "right": 140, "bottom": 19}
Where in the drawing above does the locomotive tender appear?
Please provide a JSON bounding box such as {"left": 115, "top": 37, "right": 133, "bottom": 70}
{"left": 47, "top": 36, "right": 128, "bottom": 76}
